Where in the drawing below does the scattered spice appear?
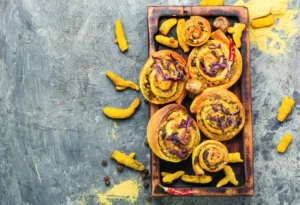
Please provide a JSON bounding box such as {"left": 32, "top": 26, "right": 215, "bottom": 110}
{"left": 95, "top": 180, "right": 139, "bottom": 205}
{"left": 141, "top": 173, "right": 147, "bottom": 179}
{"left": 110, "top": 150, "right": 145, "bottom": 171}
{"left": 144, "top": 139, "right": 149, "bottom": 147}
{"left": 117, "top": 165, "right": 124, "bottom": 172}
{"left": 277, "top": 133, "right": 292, "bottom": 153}
{"left": 105, "top": 180, "right": 110, "bottom": 186}
{"left": 143, "top": 181, "right": 149, "bottom": 189}
{"left": 104, "top": 176, "right": 110, "bottom": 181}
{"left": 146, "top": 195, "right": 152, "bottom": 202}
{"left": 102, "top": 160, "right": 107, "bottom": 167}
{"left": 143, "top": 169, "right": 149, "bottom": 175}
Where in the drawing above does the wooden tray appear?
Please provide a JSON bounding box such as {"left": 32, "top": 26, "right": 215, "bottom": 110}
{"left": 147, "top": 6, "right": 253, "bottom": 196}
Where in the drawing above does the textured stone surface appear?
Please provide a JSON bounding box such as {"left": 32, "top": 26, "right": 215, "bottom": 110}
{"left": 1, "top": 0, "right": 300, "bottom": 204}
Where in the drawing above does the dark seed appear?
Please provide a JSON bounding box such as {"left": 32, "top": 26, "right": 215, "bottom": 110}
{"left": 141, "top": 173, "right": 147, "bottom": 179}
{"left": 101, "top": 160, "right": 107, "bottom": 166}
{"left": 104, "top": 176, "right": 109, "bottom": 181}
{"left": 117, "top": 165, "right": 124, "bottom": 172}
{"left": 144, "top": 139, "right": 149, "bottom": 146}
{"left": 146, "top": 195, "right": 152, "bottom": 202}
{"left": 143, "top": 182, "right": 149, "bottom": 189}
{"left": 143, "top": 169, "right": 149, "bottom": 175}
{"left": 105, "top": 180, "right": 110, "bottom": 186}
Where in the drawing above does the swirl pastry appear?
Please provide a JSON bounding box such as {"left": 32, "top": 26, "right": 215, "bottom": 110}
{"left": 192, "top": 140, "right": 228, "bottom": 175}
{"left": 181, "top": 16, "right": 211, "bottom": 47}
{"left": 187, "top": 29, "right": 242, "bottom": 90}
{"left": 140, "top": 50, "right": 187, "bottom": 104}
{"left": 147, "top": 104, "right": 201, "bottom": 162}
{"left": 190, "top": 88, "right": 245, "bottom": 141}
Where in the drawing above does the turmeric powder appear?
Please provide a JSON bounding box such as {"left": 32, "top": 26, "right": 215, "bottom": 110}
{"left": 277, "top": 96, "right": 295, "bottom": 122}
{"left": 277, "top": 133, "right": 292, "bottom": 153}
{"left": 176, "top": 19, "right": 190, "bottom": 52}
{"left": 159, "top": 18, "right": 177, "bottom": 35}
{"left": 110, "top": 150, "right": 145, "bottom": 171}
{"left": 106, "top": 71, "right": 139, "bottom": 91}
{"left": 251, "top": 14, "right": 274, "bottom": 29}
{"left": 114, "top": 19, "right": 128, "bottom": 52}
{"left": 228, "top": 152, "right": 244, "bottom": 163}
{"left": 199, "top": 0, "right": 224, "bottom": 6}
{"left": 155, "top": 35, "right": 178, "bottom": 48}
{"left": 181, "top": 175, "right": 212, "bottom": 184}
{"left": 103, "top": 98, "right": 140, "bottom": 119}
{"left": 216, "top": 165, "right": 238, "bottom": 188}
{"left": 162, "top": 171, "right": 185, "bottom": 184}
{"left": 228, "top": 23, "right": 246, "bottom": 48}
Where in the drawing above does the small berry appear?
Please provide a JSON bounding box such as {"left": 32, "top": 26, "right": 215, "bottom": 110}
{"left": 104, "top": 176, "right": 109, "bottom": 181}
{"left": 117, "top": 164, "right": 124, "bottom": 172}
{"left": 101, "top": 160, "right": 107, "bottom": 166}
{"left": 146, "top": 195, "right": 152, "bottom": 202}
{"left": 143, "top": 181, "right": 149, "bottom": 189}
{"left": 143, "top": 169, "right": 149, "bottom": 175}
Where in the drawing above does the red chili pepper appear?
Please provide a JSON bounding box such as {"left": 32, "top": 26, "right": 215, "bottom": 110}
{"left": 228, "top": 35, "right": 235, "bottom": 62}
{"left": 227, "top": 36, "right": 235, "bottom": 73}
{"left": 157, "top": 184, "right": 197, "bottom": 196}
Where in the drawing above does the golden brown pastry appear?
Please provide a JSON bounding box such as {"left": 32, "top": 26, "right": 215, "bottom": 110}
{"left": 192, "top": 140, "right": 228, "bottom": 175}
{"left": 187, "top": 29, "right": 242, "bottom": 90}
{"left": 147, "top": 104, "right": 201, "bottom": 163}
{"left": 139, "top": 50, "right": 188, "bottom": 104}
{"left": 181, "top": 16, "right": 211, "bottom": 47}
{"left": 190, "top": 88, "right": 245, "bottom": 141}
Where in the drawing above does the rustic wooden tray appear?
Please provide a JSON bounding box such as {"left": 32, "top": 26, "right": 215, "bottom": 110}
{"left": 147, "top": 6, "right": 253, "bottom": 196}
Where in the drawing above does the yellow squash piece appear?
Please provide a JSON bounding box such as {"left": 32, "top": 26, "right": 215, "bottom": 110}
{"left": 228, "top": 152, "right": 244, "bottom": 163}
{"left": 110, "top": 150, "right": 145, "bottom": 171}
{"left": 181, "top": 175, "right": 212, "bottom": 184}
{"left": 199, "top": 0, "right": 224, "bottom": 6}
{"left": 155, "top": 35, "right": 178, "bottom": 48}
{"left": 114, "top": 19, "right": 128, "bottom": 52}
{"left": 162, "top": 171, "right": 185, "bottom": 184}
{"left": 228, "top": 23, "right": 245, "bottom": 48}
{"left": 277, "top": 96, "right": 295, "bottom": 122}
{"left": 251, "top": 14, "right": 274, "bottom": 29}
{"left": 106, "top": 71, "right": 139, "bottom": 91}
{"left": 277, "top": 133, "right": 292, "bottom": 153}
{"left": 176, "top": 19, "right": 190, "bottom": 52}
{"left": 103, "top": 98, "right": 140, "bottom": 119}
{"left": 159, "top": 18, "right": 177, "bottom": 35}
{"left": 216, "top": 165, "right": 238, "bottom": 188}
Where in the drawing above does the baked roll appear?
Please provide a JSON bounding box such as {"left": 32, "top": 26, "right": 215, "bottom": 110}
{"left": 192, "top": 140, "right": 228, "bottom": 175}
{"left": 187, "top": 29, "right": 242, "bottom": 90}
{"left": 140, "top": 50, "right": 188, "bottom": 104}
{"left": 181, "top": 16, "right": 211, "bottom": 47}
{"left": 147, "top": 104, "right": 201, "bottom": 162}
{"left": 190, "top": 88, "right": 245, "bottom": 141}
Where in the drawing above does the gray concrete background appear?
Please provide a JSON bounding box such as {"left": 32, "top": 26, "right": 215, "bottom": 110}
{"left": 1, "top": 0, "right": 300, "bottom": 204}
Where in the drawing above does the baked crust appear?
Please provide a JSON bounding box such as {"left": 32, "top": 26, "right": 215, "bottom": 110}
{"left": 190, "top": 88, "right": 245, "bottom": 141}
{"left": 147, "top": 104, "right": 201, "bottom": 162}
{"left": 139, "top": 50, "right": 187, "bottom": 104}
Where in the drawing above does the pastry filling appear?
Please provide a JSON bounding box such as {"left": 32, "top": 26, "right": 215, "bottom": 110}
{"left": 157, "top": 109, "right": 199, "bottom": 160}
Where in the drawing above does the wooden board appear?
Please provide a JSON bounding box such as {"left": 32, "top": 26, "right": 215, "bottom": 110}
{"left": 147, "top": 6, "right": 254, "bottom": 196}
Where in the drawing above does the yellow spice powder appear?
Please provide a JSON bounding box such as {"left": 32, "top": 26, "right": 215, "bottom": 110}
{"left": 235, "top": 0, "right": 299, "bottom": 55}
{"left": 95, "top": 180, "right": 139, "bottom": 205}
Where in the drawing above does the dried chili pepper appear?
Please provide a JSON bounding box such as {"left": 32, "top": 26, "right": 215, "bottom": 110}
{"left": 227, "top": 35, "right": 235, "bottom": 72}
{"left": 157, "top": 184, "right": 197, "bottom": 196}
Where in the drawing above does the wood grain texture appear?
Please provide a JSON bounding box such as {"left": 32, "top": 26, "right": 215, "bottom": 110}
{"left": 147, "top": 6, "right": 253, "bottom": 197}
